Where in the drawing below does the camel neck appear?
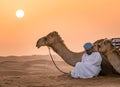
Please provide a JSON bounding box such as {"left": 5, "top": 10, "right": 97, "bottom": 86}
{"left": 50, "top": 42, "right": 79, "bottom": 66}
{"left": 105, "top": 50, "right": 120, "bottom": 73}
{"left": 105, "top": 50, "right": 113, "bottom": 56}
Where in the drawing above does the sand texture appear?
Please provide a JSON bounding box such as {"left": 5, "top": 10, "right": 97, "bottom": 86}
{"left": 0, "top": 55, "right": 120, "bottom": 87}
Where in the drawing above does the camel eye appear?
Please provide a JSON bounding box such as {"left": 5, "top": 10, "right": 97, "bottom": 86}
{"left": 44, "top": 37, "right": 47, "bottom": 41}
{"left": 98, "top": 45, "right": 101, "bottom": 48}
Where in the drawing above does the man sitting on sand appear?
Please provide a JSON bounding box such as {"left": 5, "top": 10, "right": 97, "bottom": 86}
{"left": 71, "top": 42, "right": 102, "bottom": 78}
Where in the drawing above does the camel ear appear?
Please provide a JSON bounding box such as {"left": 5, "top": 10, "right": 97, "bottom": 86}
{"left": 51, "top": 33, "right": 54, "bottom": 37}
{"left": 53, "top": 32, "right": 56, "bottom": 35}
{"left": 53, "top": 31, "right": 58, "bottom": 35}
{"left": 104, "top": 38, "right": 108, "bottom": 41}
{"left": 103, "top": 38, "right": 112, "bottom": 45}
{"left": 103, "top": 38, "right": 108, "bottom": 45}
{"left": 51, "top": 31, "right": 57, "bottom": 37}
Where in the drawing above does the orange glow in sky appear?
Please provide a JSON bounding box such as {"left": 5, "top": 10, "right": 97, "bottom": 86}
{"left": 0, "top": 0, "right": 120, "bottom": 56}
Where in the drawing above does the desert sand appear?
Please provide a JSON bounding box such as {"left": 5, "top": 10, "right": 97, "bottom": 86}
{"left": 0, "top": 55, "right": 120, "bottom": 87}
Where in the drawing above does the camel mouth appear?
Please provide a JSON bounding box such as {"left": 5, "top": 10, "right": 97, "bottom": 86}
{"left": 36, "top": 44, "right": 41, "bottom": 48}
{"left": 36, "top": 37, "right": 47, "bottom": 49}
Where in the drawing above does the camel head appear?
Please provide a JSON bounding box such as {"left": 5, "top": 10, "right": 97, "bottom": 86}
{"left": 93, "top": 39, "right": 105, "bottom": 52}
{"left": 36, "top": 31, "right": 63, "bottom": 48}
{"left": 95, "top": 39, "right": 114, "bottom": 53}
{"left": 97, "top": 39, "right": 114, "bottom": 53}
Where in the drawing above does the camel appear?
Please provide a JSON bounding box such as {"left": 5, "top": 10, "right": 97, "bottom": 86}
{"left": 97, "top": 39, "right": 120, "bottom": 74}
{"left": 36, "top": 31, "right": 119, "bottom": 75}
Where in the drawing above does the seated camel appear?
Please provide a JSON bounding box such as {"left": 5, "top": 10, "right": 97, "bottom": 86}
{"left": 36, "top": 31, "right": 120, "bottom": 75}
{"left": 95, "top": 39, "right": 120, "bottom": 74}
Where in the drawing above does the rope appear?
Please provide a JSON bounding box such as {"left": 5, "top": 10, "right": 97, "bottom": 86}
{"left": 48, "top": 47, "right": 68, "bottom": 74}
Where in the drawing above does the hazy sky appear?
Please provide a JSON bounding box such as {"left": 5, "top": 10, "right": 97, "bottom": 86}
{"left": 0, "top": 0, "right": 120, "bottom": 56}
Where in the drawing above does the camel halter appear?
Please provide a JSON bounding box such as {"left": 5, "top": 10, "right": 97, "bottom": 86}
{"left": 48, "top": 47, "right": 68, "bottom": 74}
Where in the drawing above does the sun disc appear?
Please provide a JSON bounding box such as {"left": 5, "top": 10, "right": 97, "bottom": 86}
{"left": 16, "top": 9, "right": 24, "bottom": 18}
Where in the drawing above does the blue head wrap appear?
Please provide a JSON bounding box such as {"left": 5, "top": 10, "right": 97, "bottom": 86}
{"left": 84, "top": 42, "right": 93, "bottom": 50}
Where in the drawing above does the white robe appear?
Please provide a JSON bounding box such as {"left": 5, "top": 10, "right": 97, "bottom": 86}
{"left": 71, "top": 52, "right": 102, "bottom": 78}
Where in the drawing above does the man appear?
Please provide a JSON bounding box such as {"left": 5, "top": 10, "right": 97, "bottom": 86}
{"left": 71, "top": 42, "right": 102, "bottom": 78}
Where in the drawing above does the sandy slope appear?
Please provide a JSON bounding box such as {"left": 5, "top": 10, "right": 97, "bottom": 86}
{"left": 0, "top": 55, "right": 120, "bottom": 87}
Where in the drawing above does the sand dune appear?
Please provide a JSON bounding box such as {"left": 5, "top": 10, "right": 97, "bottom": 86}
{"left": 0, "top": 55, "right": 120, "bottom": 87}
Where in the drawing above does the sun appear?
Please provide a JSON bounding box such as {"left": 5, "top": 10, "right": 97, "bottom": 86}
{"left": 16, "top": 9, "right": 24, "bottom": 18}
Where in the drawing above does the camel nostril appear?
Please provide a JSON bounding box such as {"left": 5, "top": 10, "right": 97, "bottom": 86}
{"left": 36, "top": 44, "right": 39, "bottom": 48}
